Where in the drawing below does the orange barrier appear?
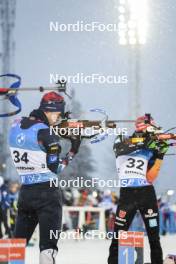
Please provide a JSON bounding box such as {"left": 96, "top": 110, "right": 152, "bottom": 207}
{"left": 0, "top": 239, "right": 26, "bottom": 264}
{"left": 119, "top": 231, "right": 144, "bottom": 247}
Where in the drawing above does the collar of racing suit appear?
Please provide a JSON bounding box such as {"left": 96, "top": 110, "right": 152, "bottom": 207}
{"left": 20, "top": 109, "right": 50, "bottom": 129}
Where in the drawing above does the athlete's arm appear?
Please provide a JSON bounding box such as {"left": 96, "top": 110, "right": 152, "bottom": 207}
{"left": 146, "top": 141, "right": 169, "bottom": 183}
{"left": 58, "top": 135, "right": 81, "bottom": 173}
{"left": 38, "top": 129, "right": 81, "bottom": 174}
{"left": 38, "top": 128, "right": 61, "bottom": 174}
{"left": 146, "top": 158, "right": 163, "bottom": 183}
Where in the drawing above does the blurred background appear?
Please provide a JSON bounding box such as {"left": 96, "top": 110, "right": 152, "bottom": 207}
{"left": 0, "top": 1, "right": 176, "bottom": 262}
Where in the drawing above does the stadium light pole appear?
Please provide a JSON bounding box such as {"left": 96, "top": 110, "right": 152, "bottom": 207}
{"left": 0, "top": 0, "right": 16, "bottom": 178}
{"left": 118, "top": 0, "right": 148, "bottom": 118}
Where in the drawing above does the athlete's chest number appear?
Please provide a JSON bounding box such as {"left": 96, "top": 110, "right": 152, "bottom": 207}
{"left": 126, "top": 158, "right": 145, "bottom": 170}
{"left": 13, "top": 151, "right": 29, "bottom": 164}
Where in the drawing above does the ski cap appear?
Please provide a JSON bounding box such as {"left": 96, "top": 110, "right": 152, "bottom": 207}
{"left": 39, "top": 92, "right": 65, "bottom": 117}
{"left": 135, "top": 114, "right": 155, "bottom": 132}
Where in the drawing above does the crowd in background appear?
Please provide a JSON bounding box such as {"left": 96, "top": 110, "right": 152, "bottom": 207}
{"left": 0, "top": 177, "right": 19, "bottom": 238}
{"left": 62, "top": 188, "right": 176, "bottom": 236}
{"left": 0, "top": 178, "right": 176, "bottom": 238}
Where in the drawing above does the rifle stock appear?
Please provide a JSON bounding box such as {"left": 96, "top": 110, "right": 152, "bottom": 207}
{"left": 128, "top": 133, "right": 176, "bottom": 144}
{"left": 57, "top": 120, "right": 117, "bottom": 129}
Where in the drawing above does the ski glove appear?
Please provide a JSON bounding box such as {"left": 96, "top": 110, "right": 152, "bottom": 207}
{"left": 158, "top": 141, "right": 169, "bottom": 155}
{"left": 70, "top": 135, "right": 82, "bottom": 154}
{"left": 146, "top": 139, "right": 158, "bottom": 151}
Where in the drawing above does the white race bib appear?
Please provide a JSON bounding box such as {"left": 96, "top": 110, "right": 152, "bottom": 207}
{"left": 116, "top": 155, "right": 148, "bottom": 180}
{"left": 10, "top": 147, "right": 50, "bottom": 175}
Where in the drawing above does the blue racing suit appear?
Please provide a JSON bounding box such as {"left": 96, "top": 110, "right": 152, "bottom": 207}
{"left": 9, "top": 109, "right": 81, "bottom": 254}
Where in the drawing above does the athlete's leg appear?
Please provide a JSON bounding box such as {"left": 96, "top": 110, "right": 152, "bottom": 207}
{"left": 14, "top": 207, "right": 38, "bottom": 243}
{"left": 39, "top": 249, "right": 58, "bottom": 264}
{"left": 14, "top": 188, "right": 38, "bottom": 243}
{"left": 139, "top": 186, "right": 163, "bottom": 264}
{"left": 108, "top": 189, "right": 136, "bottom": 264}
{"left": 37, "top": 187, "right": 62, "bottom": 264}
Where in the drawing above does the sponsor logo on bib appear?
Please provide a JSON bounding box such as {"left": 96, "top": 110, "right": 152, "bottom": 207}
{"left": 16, "top": 133, "right": 25, "bottom": 146}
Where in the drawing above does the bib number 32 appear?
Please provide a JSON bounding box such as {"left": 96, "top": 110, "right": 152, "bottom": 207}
{"left": 126, "top": 158, "right": 144, "bottom": 171}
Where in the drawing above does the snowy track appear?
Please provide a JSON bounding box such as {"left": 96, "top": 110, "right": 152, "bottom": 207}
{"left": 25, "top": 235, "right": 176, "bottom": 264}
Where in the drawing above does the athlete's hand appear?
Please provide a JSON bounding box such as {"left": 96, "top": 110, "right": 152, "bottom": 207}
{"left": 146, "top": 140, "right": 158, "bottom": 151}
{"left": 158, "top": 141, "right": 169, "bottom": 155}
{"left": 70, "top": 134, "right": 82, "bottom": 154}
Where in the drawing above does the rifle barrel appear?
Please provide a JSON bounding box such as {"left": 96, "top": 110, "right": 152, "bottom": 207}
{"left": 0, "top": 86, "right": 65, "bottom": 93}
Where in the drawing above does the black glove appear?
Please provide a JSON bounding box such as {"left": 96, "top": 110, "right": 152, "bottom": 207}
{"left": 157, "top": 141, "right": 169, "bottom": 159}
{"left": 70, "top": 135, "right": 82, "bottom": 154}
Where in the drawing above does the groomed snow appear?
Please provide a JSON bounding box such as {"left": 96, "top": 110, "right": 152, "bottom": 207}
{"left": 25, "top": 235, "right": 176, "bottom": 264}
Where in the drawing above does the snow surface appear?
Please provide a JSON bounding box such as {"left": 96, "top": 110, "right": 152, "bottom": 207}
{"left": 25, "top": 235, "right": 176, "bottom": 264}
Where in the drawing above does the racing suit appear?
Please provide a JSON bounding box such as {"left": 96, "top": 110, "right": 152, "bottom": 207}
{"left": 108, "top": 133, "right": 164, "bottom": 264}
{"left": 9, "top": 109, "right": 81, "bottom": 264}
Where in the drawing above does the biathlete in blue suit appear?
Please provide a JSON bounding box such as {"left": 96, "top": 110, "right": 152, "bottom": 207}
{"left": 9, "top": 92, "right": 81, "bottom": 264}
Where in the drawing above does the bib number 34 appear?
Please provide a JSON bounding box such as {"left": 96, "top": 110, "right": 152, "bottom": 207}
{"left": 13, "top": 150, "right": 29, "bottom": 164}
